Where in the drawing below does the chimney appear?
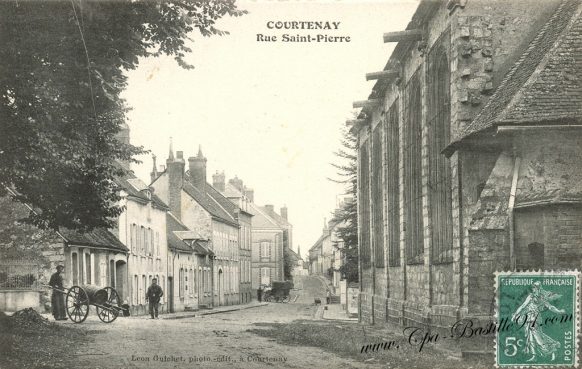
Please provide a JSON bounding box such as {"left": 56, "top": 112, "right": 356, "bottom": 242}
{"left": 280, "top": 206, "right": 288, "bottom": 221}
{"left": 188, "top": 145, "right": 207, "bottom": 189}
{"left": 264, "top": 204, "right": 274, "bottom": 215}
{"left": 212, "top": 171, "right": 225, "bottom": 192}
{"left": 150, "top": 154, "right": 158, "bottom": 184}
{"left": 166, "top": 140, "right": 184, "bottom": 219}
{"left": 229, "top": 176, "right": 244, "bottom": 192}
{"left": 243, "top": 187, "right": 254, "bottom": 202}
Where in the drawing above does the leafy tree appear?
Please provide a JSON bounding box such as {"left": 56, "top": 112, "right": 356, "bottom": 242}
{"left": 0, "top": 0, "right": 246, "bottom": 231}
{"left": 283, "top": 247, "right": 294, "bottom": 281}
{"left": 330, "top": 125, "right": 358, "bottom": 283}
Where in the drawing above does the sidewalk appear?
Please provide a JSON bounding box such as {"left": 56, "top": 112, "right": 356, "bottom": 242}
{"left": 36, "top": 301, "right": 268, "bottom": 322}
{"left": 321, "top": 303, "right": 357, "bottom": 322}
{"left": 155, "top": 301, "right": 268, "bottom": 320}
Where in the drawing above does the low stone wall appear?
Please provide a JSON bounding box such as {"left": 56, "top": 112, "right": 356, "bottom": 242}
{"left": 0, "top": 290, "right": 41, "bottom": 312}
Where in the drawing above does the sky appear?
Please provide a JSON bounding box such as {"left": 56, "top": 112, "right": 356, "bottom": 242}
{"left": 122, "top": 0, "right": 419, "bottom": 259}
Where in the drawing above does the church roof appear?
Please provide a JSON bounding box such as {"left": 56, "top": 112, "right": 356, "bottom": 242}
{"left": 447, "top": 0, "right": 582, "bottom": 153}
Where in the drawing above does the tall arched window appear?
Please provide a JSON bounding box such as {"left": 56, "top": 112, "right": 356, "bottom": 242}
{"left": 404, "top": 70, "right": 424, "bottom": 264}
{"left": 371, "top": 122, "right": 384, "bottom": 267}
{"left": 428, "top": 37, "right": 453, "bottom": 264}
{"left": 386, "top": 100, "right": 400, "bottom": 266}
{"left": 359, "top": 141, "right": 371, "bottom": 269}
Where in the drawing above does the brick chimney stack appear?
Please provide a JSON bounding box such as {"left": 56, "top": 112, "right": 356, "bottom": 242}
{"left": 264, "top": 204, "right": 274, "bottom": 215}
{"left": 280, "top": 206, "right": 288, "bottom": 221}
{"left": 212, "top": 171, "right": 226, "bottom": 192}
{"left": 243, "top": 187, "right": 254, "bottom": 202}
{"left": 166, "top": 139, "right": 184, "bottom": 219}
{"left": 188, "top": 145, "right": 207, "bottom": 190}
{"left": 229, "top": 176, "right": 244, "bottom": 192}
{"left": 150, "top": 154, "right": 158, "bottom": 184}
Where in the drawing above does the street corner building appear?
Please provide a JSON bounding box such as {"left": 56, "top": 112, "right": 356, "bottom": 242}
{"left": 353, "top": 0, "right": 582, "bottom": 333}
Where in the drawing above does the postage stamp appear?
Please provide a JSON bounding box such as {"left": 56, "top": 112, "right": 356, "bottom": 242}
{"left": 495, "top": 271, "right": 580, "bottom": 367}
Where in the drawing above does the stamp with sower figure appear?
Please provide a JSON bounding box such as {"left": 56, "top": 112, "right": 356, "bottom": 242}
{"left": 495, "top": 271, "right": 580, "bottom": 367}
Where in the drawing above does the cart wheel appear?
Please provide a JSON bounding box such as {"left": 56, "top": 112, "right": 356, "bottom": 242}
{"left": 66, "top": 286, "right": 89, "bottom": 323}
{"left": 96, "top": 287, "right": 120, "bottom": 323}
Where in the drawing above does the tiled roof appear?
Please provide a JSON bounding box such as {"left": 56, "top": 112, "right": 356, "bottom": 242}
{"left": 516, "top": 189, "right": 582, "bottom": 207}
{"left": 498, "top": 7, "right": 582, "bottom": 124}
{"left": 309, "top": 234, "right": 325, "bottom": 252}
{"left": 181, "top": 176, "right": 238, "bottom": 227}
{"left": 205, "top": 184, "right": 240, "bottom": 221}
{"left": 286, "top": 247, "right": 301, "bottom": 262}
{"left": 248, "top": 202, "right": 280, "bottom": 230}
{"left": 448, "top": 0, "right": 581, "bottom": 151}
{"left": 222, "top": 183, "right": 254, "bottom": 217}
{"left": 193, "top": 240, "right": 214, "bottom": 256}
{"left": 59, "top": 228, "right": 128, "bottom": 252}
{"left": 262, "top": 207, "right": 291, "bottom": 228}
{"left": 166, "top": 213, "right": 194, "bottom": 253}
{"left": 115, "top": 170, "right": 168, "bottom": 210}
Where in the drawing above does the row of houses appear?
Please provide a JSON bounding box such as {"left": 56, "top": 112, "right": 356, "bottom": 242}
{"left": 308, "top": 197, "right": 354, "bottom": 291}
{"left": 352, "top": 0, "right": 582, "bottom": 330}
{"left": 0, "top": 125, "right": 294, "bottom": 315}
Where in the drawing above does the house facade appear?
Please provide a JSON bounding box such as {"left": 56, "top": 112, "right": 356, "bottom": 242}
{"left": 308, "top": 219, "right": 333, "bottom": 277}
{"left": 115, "top": 173, "right": 169, "bottom": 316}
{"left": 214, "top": 173, "right": 254, "bottom": 303}
{"left": 249, "top": 202, "right": 284, "bottom": 289}
{"left": 166, "top": 212, "right": 213, "bottom": 312}
{"left": 151, "top": 147, "right": 241, "bottom": 307}
{"left": 354, "top": 0, "right": 582, "bottom": 332}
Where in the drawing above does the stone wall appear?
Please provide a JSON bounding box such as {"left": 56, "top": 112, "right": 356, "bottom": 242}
{"left": 356, "top": 0, "right": 566, "bottom": 331}
{"left": 0, "top": 196, "right": 65, "bottom": 313}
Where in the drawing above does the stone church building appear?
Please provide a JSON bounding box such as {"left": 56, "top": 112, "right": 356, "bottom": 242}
{"left": 354, "top": 0, "right": 582, "bottom": 329}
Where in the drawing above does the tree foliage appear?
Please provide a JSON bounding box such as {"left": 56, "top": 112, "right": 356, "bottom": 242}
{"left": 330, "top": 125, "right": 358, "bottom": 283}
{"left": 0, "top": 0, "right": 246, "bottom": 231}
{"left": 283, "top": 247, "right": 294, "bottom": 281}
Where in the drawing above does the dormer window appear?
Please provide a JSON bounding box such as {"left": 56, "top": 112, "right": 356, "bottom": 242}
{"left": 139, "top": 188, "right": 152, "bottom": 200}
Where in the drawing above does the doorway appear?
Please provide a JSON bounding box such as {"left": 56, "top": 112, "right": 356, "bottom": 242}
{"left": 115, "top": 260, "right": 127, "bottom": 301}
{"left": 168, "top": 276, "right": 174, "bottom": 313}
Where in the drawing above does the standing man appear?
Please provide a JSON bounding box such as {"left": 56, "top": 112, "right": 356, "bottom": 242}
{"left": 146, "top": 278, "right": 163, "bottom": 319}
{"left": 48, "top": 265, "right": 67, "bottom": 321}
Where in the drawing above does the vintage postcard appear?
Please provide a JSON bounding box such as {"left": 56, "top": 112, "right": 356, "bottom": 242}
{"left": 1, "top": 0, "right": 581, "bottom": 368}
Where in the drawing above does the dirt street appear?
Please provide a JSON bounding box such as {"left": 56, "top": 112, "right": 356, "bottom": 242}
{"left": 3, "top": 276, "right": 487, "bottom": 369}
{"left": 62, "top": 276, "right": 368, "bottom": 369}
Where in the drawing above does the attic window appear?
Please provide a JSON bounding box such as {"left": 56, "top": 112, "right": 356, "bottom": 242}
{"left": 143, "top": 189, "right": 151, "bottom": 199}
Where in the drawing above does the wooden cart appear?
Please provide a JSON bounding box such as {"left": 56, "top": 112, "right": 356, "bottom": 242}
{"left": 48, "top": 284, "right": 130, "bottom": 323}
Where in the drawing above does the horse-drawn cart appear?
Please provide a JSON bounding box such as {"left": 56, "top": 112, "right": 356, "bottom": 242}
{"left": 263, "top": 281, "right": 294, "bottom": 303}
{"left": 47, "top": 284, "right": 130, "bottom": 323}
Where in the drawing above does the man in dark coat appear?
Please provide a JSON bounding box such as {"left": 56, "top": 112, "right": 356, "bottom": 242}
{"left": 146, "top": 278, "right": 163, "bottom": 319}
{"left": 48, "top": 265, "right": 67, "bottom": 321}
